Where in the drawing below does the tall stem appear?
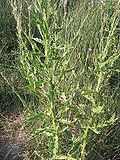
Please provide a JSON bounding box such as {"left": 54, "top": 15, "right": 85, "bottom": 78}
{"left": 79, "top": 116, "right": 93, "bottom": 160}
{"left": 79, "top": 125, "right": 89, "bottom": 160}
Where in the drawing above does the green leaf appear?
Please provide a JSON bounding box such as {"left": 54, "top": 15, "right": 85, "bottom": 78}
{"left": 44, "top": 131, "right": 53, "bottom": 137}
{"left": 35, "top": 80, "right": 45, "bottom": 86}
{"left": 32, "top": 37, "right": 43, "bottom": 45}
{"left": 59, "top": 119, "right": 72, "bottom": 125}
{"left": 92, "top": 106, "right": 104, "bottom": 114}
{"left": 64, "top": 130, "right": 73, "bottom": 139}
{"left": 60, "top": 127, "right": 68, "bottom": 133}
{"left": 52, "top": 28, "right": 62, "bottom": 33}
{"left": 52, "top": 44, "right": 73, "bottom": 50}
{"left": 61, "top": 92, "right": 67, "bottom": 102}
{"left": 56, "top": 155, "right": 68, "bottom": 159}
{"left": 27, "top": 112, "right": 45, "bottom": 122}
{"left": 52, "top": 56, "right": 63, "bottom": 61}
{"left": 24, "top": 33, "right": 39, "bottom": 51}
{"left": 89, "top": 127, "right": 100, "bottom": 134}
{"left": 30, "top": 127, "right": 53, "bottom": 139}
{"left": 69, "top": 140, "right": 81, "bottom": 154}
{"left": 107, "top": 113, "right": 118, "bottom": 124}
{"left": 56, "top": 155, "right": 77, "bottom": 160}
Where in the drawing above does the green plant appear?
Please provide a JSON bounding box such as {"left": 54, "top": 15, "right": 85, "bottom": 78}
{"left": 9, "top": 0, "right": 120, "bottom": 159}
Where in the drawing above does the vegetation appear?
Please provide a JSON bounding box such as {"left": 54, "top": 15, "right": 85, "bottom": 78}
{"left": 0, "top": 0, "right": 120, "bottom": 159}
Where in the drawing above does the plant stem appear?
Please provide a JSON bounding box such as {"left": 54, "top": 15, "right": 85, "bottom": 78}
{"left": 79, "top": 115, "right": 93, "bottom": 160}
{"left": 79, "top": 125, "right": 89, "bottom": 160}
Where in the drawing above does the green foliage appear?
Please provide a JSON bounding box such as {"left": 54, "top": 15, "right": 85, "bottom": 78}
{"left": 0, "top": 0, "right": 120, "bottom": 159}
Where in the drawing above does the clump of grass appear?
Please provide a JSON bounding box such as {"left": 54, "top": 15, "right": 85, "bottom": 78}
{"left": 7, "top": 0, "right": 120, "bottom": 159}
{"left": 0, "top": 0, "right": 17, "bottom": 52}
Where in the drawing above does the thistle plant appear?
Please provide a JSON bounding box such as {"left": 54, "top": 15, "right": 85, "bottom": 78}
{"left": 10, "top": 0, "right": 120, "bottom": 159}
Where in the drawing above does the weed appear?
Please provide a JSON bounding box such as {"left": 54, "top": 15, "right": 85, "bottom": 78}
{"left": 0, "top": 0, "right": 119, "bottom": 159}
